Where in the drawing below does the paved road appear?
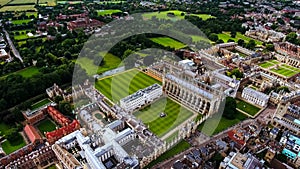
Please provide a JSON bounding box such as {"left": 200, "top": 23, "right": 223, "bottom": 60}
{"left": 3, "top": 29, "right": 23, "bottom": 63}
{"left": 153, "top": 104, "right": 275, "bottom": 168}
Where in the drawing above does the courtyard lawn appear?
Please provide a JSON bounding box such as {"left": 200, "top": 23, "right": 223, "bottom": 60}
{"left": 0, "top": 123, "right": 12, "bottom": 136}
{"left": 1, "top": 133, "right": 26, "bottom": 154}
{"left": 95, "top": 69, "right": 161, "bottom": 102}
{"left": 236, "top": 99, "right": 261, "bottom": 116}
{"left": 217, "top": 32, "right": 263, "bottom": 45}
{"left": 37, "top": 119, "right": 57, "bottom": 135}
{"left": 145, "top": 140, "right": 191, "bottom": 168}
{"left": 259, "top": 62, "right": 274, "bottom": 68}
{"left": 0, "top": 5, "right": 36, "bottom": 12}
{"left": 76, "top": 52, "right": 122, "bottom": 75}
{"left": 134, "top": 97, "right": 194, "bottom": 137}
{"left": 270, "top": 66, "right": 300, "bottom": 77}
{"left": 269, "top": 60, "right": 279, "bottom": 64}
{"left": 150, "top": 37, "right": 187, "bottom": 49}
{"left": 198, "top": 111, "right": 247, "bottom": 136}
{"left": 143, "top": 10, "right": 215, "bottom": 21}
{"left": 31, "top": 98, "right": 51, "bottom": 110}
{"left": 97, "top": 9, "right": 122, "bottom": 16}
{"left": 281, "top": 64, "right": 300, "bottom": 72}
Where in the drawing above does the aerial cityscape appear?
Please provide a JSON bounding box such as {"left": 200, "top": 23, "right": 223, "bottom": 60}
{"left": 0, "top": 0, "right": 299, "bottom": 168}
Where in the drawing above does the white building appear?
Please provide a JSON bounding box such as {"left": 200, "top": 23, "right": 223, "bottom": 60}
{"left": 219, "top": 152, "right": 262, "bottom": 169}
{"left": 120, "top": 84, "right": 162, "bottom": 112}
{"left": 241, "top": 87, "right": 269, "bottom": 107}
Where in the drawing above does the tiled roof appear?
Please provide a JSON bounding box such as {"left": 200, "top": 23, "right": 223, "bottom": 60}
{"left": 24, "top": 125, "right": 42, "bottom": 143}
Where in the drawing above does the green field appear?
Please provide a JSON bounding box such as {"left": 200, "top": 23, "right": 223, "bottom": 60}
{"left": 145, "top": 140, "right": 191, "bottom": 168}
{"left": 1, "top": 133, "right": 26, "bottom": 154}
{"left": 134, "top": 98, "right": 194, "bottom": 137}
{"left": 11, "top": 19, "right": 33, "bottom": 25}
{"left": 95, "top": 69, "right": 161, "bottom": 102}
{"left": 8, "top": 0, "right": 36, "bottom": 4}
{"left": 76, "top": 52, "right": 122, "bottom": 75}
{"left": 97, "top": 9, "right": 122, "bottom": 16}
{"left": 39, "top": 0, "right": 56, "bottom": 6}
{"left": 198, "top": 111, "right": 247, "bottom": 136}
{"left": 0, "top": 5, "right": 36, "bottom": 12}
{"left": 16, "top": 67, "right": 40, "bottom": 78}
{"left": 37, "top": 119, "right": 57, "bottom": 135}
{"left": 57, "top": 1, "right": 83, "bottom": 5}
{"left": 31, "top": 99, "right": 51, "bottom": 110}
{"left": 191, "top": 35, "right": 211, "bottom": 43}
{"left": 143, "top": 10, "right": 215, "bottom": 21}
{"left": 0, "top": 123, "right": 12, "bottom": 136}
{"left": 96, "top": 1, "right": 126, "bottom": 4}
{"left": 217, "top": 32, "right": 263, "bottom": 45}
{"left": 0, "top": 0, "right": 10, "bottom": 5}
{"left": 236, "top": 99, "right": 261, "bottom": 116}
{"left": 150, "top": 37, "right": 187, "bottom": 49}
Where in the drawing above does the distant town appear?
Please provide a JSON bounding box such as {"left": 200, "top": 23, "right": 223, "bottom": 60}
{"left": 0, "top": 0, "right": 299, "bottom": 169}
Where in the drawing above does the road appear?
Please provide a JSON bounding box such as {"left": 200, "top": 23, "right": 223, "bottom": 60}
{"left": 3, "top": 29, "right": 23, "bottom": 63}
{"left": 152, "top": 104, "right": 275, "bottom": 168}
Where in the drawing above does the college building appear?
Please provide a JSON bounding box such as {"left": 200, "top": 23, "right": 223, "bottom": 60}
{"left": 241, "top": 87, "right": 270, "bottom": 107}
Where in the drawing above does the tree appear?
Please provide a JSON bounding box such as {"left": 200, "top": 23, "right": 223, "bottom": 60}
{"left": 143, "top": 55, "right": 155, "bottom": 66}
{"left": 227, "top": 39, "right": 235, "bottom": 43}
{"left": 285, "top": 32, "right": 297, "bottom": 44}
{"left": 223, "top": 97, "right": 237, "bottom": 120}
{"left": 246, "top": 40, "right": 256, "bottom": 50}
{"left": 208, "top": 33, "right": 218, "bottom": 42}
{"left": 230, "top": 31, "right": 236, "bottom": 38}
{"left": 237, "top": 39, "right": 245, "bottom": 46}
{"left": 266, "top": 44, "right": 274, "bottom": 51}
{"left": 216, "top": 39, "right": 224, "bottom": 44}
{"left": 58, "top": 100, "right": 72, "bottom": 115}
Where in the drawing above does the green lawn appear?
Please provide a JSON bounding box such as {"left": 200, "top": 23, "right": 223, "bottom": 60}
{"left": 1, "top": 133, "right": 26, "bottom": 154}
{"left": 134, "top": 97, "right": 194, "bottom": 137}
{"left": 0, "top": 5, "right": 36, "bottom": 12}
{"left": 11, "top": 19, "right": 32, "bottom": 24}
{"left": 8, "top": 0, "right": 36, "bottom": 4}
{"left": 97, "top": 9, "right": 122, "bottom": 16}
{"left": 1, "top": 67, "right": 40, "bottom": 79}
{"left": 31, "top": 99, "right": 51, "bottom": 110}
{"left": 95, "top": 0, "right": 126, "bottom": 4}
{"left": 76, "top": 52, "right": 122, "bottom": 75}
{"left": 0, "top": 123, "right": 12, "bottom": 136}
{"left": 270, "top": 66, "right": 300, "bottom": 77}
{"left": 95, "top": 69, "right": 161, "bottom": 102}
{"left": 37, "top": 119, "right": 57, "bottom": 135}
{"left": 39, "top": 0, "right": 56, "bottom": 6}
{"left": 191, "top": 35, "right": 211, "bottom": 43}
{"left": 150, "top": 37, "right": 187, "bottom": 49}
{"left": 198, "top": 111, "right": 247, "bottom": 136}
{"left": 217, "top": 32, "right": 263, "bottom": 45}
{"left": 143, "top": 10, "right": 215, "bottom": 21}
{"left": 269, "top": 60, "right": 279, "bottom": 64}
{"left": 259, "top": 62, "right": 274, "bottom": 68}
{"left": 145, "top": 140, "right": 191, "bottom": 168}
{"left": 236, "top": 99, "right": 261, "bottom": 116}
{"left": 57, "top": 1, "right": 83, "bottom": 5}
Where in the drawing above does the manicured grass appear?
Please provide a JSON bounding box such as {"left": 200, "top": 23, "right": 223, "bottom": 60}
{"left": 217, "top": 32, "right": 263, "bottom": 45}
{"left": 46, "top": 165, "right": 57, "bottom": 169}
{"left": 198, "top": 111, "right": 247, "bottom": 136}
{"left": 150, "top": 37, "right": 187, "bottom": 49}
{"left": 95, "top": 69, "right": 161, "bottom": 102}
{"left": 11, "top": 19, "right": 32, "bottom": 25}
{"left": 95, "top": 1, "right": 126, "bottom": 4}
{"left": 145, "top": 140, "right": 191, "bottom": 168}
{"left": 76, "top": 52, "right": 122, "bottom": 75}
{"left": 8, "top": 0, "right": 36, "bottom": 4}
{"left": 97, "top": 9, "right": 122, "bottom": 16}
{"left": 134, "top": 97, "right": 194, "bottom": 137}
{"left": 270, "top": 66, "right": 300, "bottom": 77}
{"left": 259, "top": 62, "right": 274, "bottom": 68}
{"left": 165, "top": 131, "right": 179, "bottom": 143}
{"left": 236, "top": 99, "right": 261, "bottom": 116}
{"left": 37, "top": 119, "right": 57, "bottom": 135}
{"left": 191, "top": 35, "right": 211, "bottom": 43}
{"left": 31, "top": 99, "right": 51, "bottom": 110}
{"left": 143, "top": 10, "right": 215, "bottom": 21}
{"left": 0, "top": 5, "right": 36, "bottom": 11}
{"left": 1, "top": 133, "right": 26, "bottom": 154}
{"left": 269, "top": 60, "right": 279, "bottom": 64}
